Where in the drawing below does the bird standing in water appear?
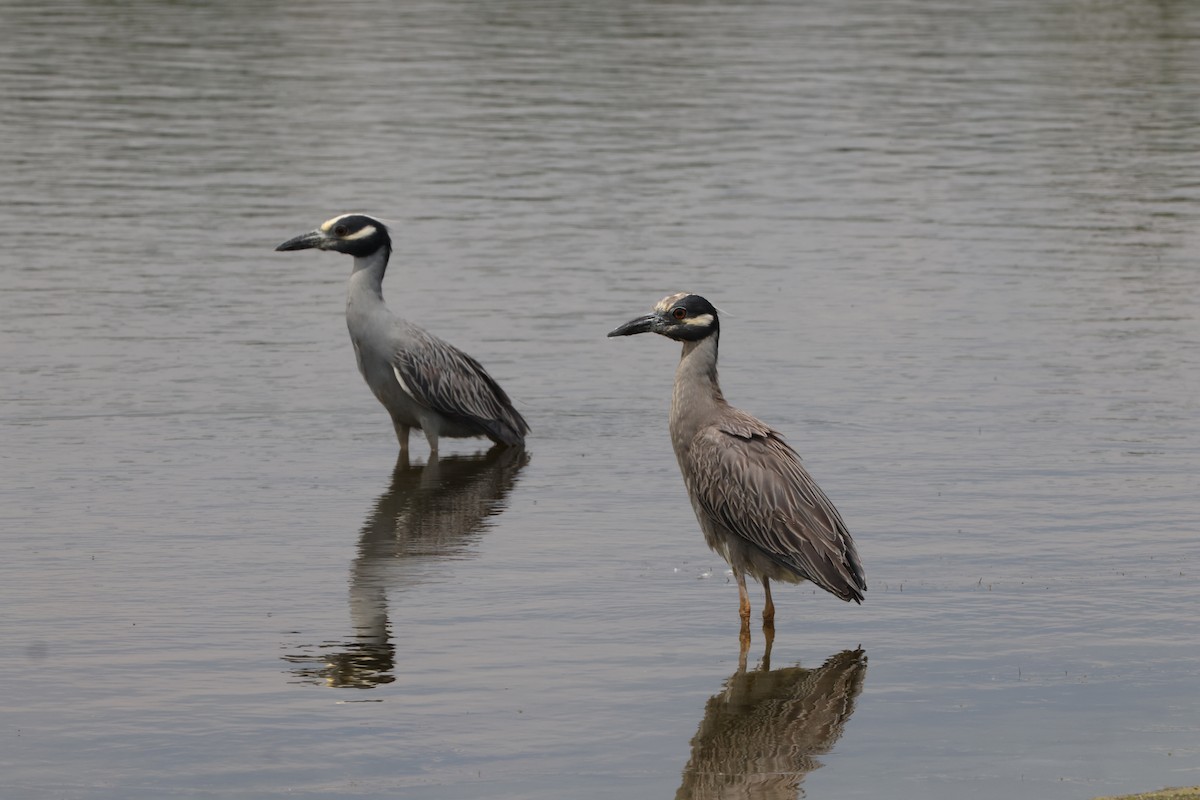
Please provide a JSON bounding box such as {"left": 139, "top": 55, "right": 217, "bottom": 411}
{"left": 609, "top": 293, "right": 865, "bottom": 640}
{"left": 277, "top": 214, "right": 528, "bottom": 455}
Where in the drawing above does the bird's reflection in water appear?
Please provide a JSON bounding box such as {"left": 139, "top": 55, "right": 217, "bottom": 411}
{"left": 676, "top": 647, "right": 867, "bottom": 800}
{"left": 284, "top": 446, "right": 529, "bottom": 688}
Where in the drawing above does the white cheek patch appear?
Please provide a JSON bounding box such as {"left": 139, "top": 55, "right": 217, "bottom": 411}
{"left": 683, "top": 313, "right": 714, "bottom": 327}
{"left": 393, "top": 367, "right": 416, "bottom": 401}
{"left": 343, "top": 224, "right": 377, "bottom": 241}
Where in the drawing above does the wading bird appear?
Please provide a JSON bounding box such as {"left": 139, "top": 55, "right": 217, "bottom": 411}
{"left": 609, "top": 293, "right": 865, "bottom": 638}
{"left": 277, "top": 214, "right": 528, "bottom": 454}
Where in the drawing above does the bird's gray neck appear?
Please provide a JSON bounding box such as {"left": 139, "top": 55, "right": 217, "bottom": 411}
{"left": 670, "top": 335, "right": 725, "bottom": 453}
{"left": 346, "top": 247, "right": 390, "bottom": 307}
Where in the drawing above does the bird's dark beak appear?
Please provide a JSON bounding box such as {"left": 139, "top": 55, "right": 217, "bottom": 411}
{"left": 607, "top": 314, "right": 659, "bottom": 337}
{"left": 275, "top": 230, "right": 324, "bottom": 252}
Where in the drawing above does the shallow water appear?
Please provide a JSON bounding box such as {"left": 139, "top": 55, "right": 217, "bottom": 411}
{"left": 2, "top": 1, "right": 1198, "bottom": 798}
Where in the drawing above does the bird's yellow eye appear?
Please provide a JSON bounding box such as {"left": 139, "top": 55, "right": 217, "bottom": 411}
{"left": 333, "top": 225, "right": 349, "bottom": 236}
{"left": 672, "top": 307, "right": 687, "bottom": 320}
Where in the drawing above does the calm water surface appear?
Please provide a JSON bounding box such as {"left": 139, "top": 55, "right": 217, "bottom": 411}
{"left": 2, "top": 1, "right": 1198, "bottom": 798}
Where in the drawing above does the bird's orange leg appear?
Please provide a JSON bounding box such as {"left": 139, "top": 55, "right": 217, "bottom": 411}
{"left": 736, "top": 570, "right": 753, "bottom": 653}
{"left": 736, "top": 571, "right": 752, "bottom": 621}
{"left": 762, "top": 578, "right": 775, "bottom": 628}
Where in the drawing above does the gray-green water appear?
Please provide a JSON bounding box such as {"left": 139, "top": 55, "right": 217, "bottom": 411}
{"left": 2, "top": 1, "right": 1198, "bottom": 798}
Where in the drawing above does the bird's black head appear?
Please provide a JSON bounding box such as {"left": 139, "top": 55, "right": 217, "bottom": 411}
{"left": 275, "top": 213, "right": 392, "bottom": 258}
{"left": 607, "top": 292, "right": 720, "bottom": 342}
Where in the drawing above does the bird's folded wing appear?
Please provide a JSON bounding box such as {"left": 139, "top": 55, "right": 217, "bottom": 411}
{"left": 390, "top": 328, "right": 528, "bottom": 439}
{"left": 688, "top": 422, "right": 864, "bottom": 600}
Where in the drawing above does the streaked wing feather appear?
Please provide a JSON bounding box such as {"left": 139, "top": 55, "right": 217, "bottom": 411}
{"left": 688, "top": 413, "right": 866, "bottom": 602}
{"left": 391, "top": 327, "right": 529, "bottom": 445}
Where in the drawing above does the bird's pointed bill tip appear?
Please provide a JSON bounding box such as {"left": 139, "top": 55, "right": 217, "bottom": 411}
{"left": 607, "top": 314, "right": 657, "bottom": 338}
{"left": 275, "top": 230, "right": 322, "bottom": 252}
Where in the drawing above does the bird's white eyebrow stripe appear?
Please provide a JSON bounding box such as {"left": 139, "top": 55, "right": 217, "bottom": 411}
{"left": 654, "top": 292, "right": 692, "bottom": 313}
{"left": 319, "top": 214, "right": 350, "bottom": 233}
{"left": 321, "top": 214, "right": 372, "bottom": 236}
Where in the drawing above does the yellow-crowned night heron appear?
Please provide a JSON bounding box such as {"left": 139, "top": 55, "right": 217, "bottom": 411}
{"left": 609, "top": 293, "right": 866, "bottom": 629}
{"left": 276, "top": 214, "right": 529, "bottom": 454}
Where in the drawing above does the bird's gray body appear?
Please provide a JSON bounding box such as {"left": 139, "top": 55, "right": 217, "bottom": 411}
{"left": 278, "top": 214, "right": 528, "bottom": 453}
{"left": 609, "top": 292, "right": 865, "bottom": 628}
{"left": 670, "top": 334, "right": 865, "bottom": 602}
